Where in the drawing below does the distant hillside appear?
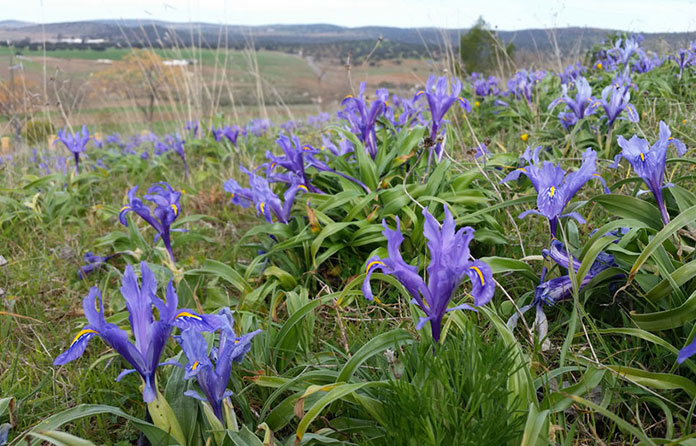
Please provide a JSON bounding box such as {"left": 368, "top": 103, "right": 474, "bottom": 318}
{"left": 1, "top": 20, "right": 694, "bottom": 59}
{"left": 0, "top": 20, "right": 36, "bottom": 29}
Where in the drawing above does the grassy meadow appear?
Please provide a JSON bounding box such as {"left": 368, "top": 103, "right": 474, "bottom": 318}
{"left": 2, "top": 34, "right": 696, "bottom": 446}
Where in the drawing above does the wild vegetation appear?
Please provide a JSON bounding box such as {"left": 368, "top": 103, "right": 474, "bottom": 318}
{"left": 2, "top": 31, "right": 696, "bottom": 445}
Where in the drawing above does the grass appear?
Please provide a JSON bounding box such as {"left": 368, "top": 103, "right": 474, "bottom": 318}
{"left": 2, "top": 36, "right": 696, "bottom": 445}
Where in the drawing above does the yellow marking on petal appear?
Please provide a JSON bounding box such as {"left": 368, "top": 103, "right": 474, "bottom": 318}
{"left": 593, "top": 173, "right": 601, "bottom": 177}
{"left": 344, "top": 94, "right": 354, "bottom": 99}
{"left": 260, "top": 201, "right": 266, "bottom": 214}
{"left": 171, "top": 204, "right": 178, "bottom": 216}
{"left": 302, "top": 145, "right": 313, "bottom": 151}
{"left": 668, "top": 137, "right": 674, "bottom": 140}
{"left": 640, "top": 153, "right": 645, "bottom": 162}
{"left": 270, "top": 162, "right": 277, "bottom": 169}
{"left": 366, "top": 260, "right": 385, "bottom": 273}
{"left": 518, "top": 167, "right": 527, "bottom": 173}
{"left": 234, "top": 339, "right": 240, "bottom": 344}
{"left": 192, "top": 361, "right": 200, "bottom": 370}
{"left": 416, "top": 90, "right": 424, "bottom": 97}
{"left": 385, "top": 101, "right": 390, "bottom": 108}
{"left": 230, "top": 193, "right": 235, "bottom": 198}
{"left": 70, "top": 329, "right": 97, "bottom": 347}
{"left": 120, "top": 206, "right": 130, "bottom": 212}
{"left": 549, "top": 186, "right": 556, "bottom": 198}
{"left": 596, "top": 62, "right": 603, "bottom": 70}
{"left": 298, "top": 185, "right": 308, "bottom": 191}
{"left": 175, "top": 311, "right": 202, "bottom": 321}
{"left": 469, "top": 266, "right": 486, "bottom": 286}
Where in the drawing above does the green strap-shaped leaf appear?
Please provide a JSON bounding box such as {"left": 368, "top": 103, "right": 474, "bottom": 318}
{"left": 591, "top": 194, "right": 663, "bottom": 230}
{"left": 630, "top": 205, "right": 696, "bottom": 281}
{"left": 295, "top": 382, "right": 379, "bottom": 442}
{"left": 456, "top": 195, "right": 537, "bottom": 224}
{"left": 632, "top": 288, "right": 696, "bottom": 331}
{"left": 645, "top": 259, "right": 696, "bottom": 302}
{"left": 225, "top": 425, "right": 265, "bottom": 446}
{"left": 541, "top": 367, "right": 605, "bottom": 413}
{"left": 520, "top": 403, "right": 549, "bottom": 446}
{"left": 336, "top": 328, "right": 414, "bottom": 382}
{"left": 272, "top": 295, "right": 334, "bottom": 357}
{"left": 29, "top": 431, "right": 97, "bottom": 446}
{"left": 21, "top": 404, "right": 177, "bottom": 446}
{"left": 606, "top": 365, "right": 696, "bottom": 398}
{"left": 188, "top": 259, "right": 253, "bottom": 294}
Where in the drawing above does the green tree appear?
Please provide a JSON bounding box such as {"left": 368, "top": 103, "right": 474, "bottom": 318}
{"left": 459, "top": 17, "right": 515, "bottom": 75}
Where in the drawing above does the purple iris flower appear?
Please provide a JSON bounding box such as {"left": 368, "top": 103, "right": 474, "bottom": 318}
{"left": 179, "top": 308, "right": 260, "bottom": 421}
{"left": 396, "top": 94, "right": 428, "bottom": 128}
{"left": 414, "top": 75, "right": 471, "bottom": 162}
{"left": 78, "top": 252, "right": 119, "bottom": 279}
{"left": 170, "top": 133, "right": 190, "bottom": 177}
{"left": 507, "top": 240, "right": 616, "bottom": 341}
{"left": 632, "top": 53, "right": 662, "bottom": 73}
{"left": 154, "top": 134, "right": 189, "bottom": 176}
{"left": 474, "top": 142, "right": 489, "bottom": 160}
{"left": 245, "top": 119, "right": 271, "bottom": 137}
{"left": 54, "top": 125, "right": 90, "bottom": 173}
{"left": 307, "top": 112, "right": 331, "bottom": 129}
{"left": 593, "top": 85, "right": 639, "bottom": 128}
{"left": 280, "top": 120, "right": 301, "bottom": 133}
{"left": 38, "top": 155, "right": 67, "bottom": 175}
{"left": 105, "top": 133, "right": 123, "bottom": 146}
{"left": 119, "top": 182, "right": 184, "bottom": 262}
{"left": 376, "top": 88, "right": 399, "bottom": 127}
{"left": 501, "top": 147, "right": 609, "bottom": 237}
{"left": 470, "top": 72, "right": 501, "bottom": 96}
{"left": 612, "top": 121, "right": 686, "bottom": 225}
{"left": 506, "top": 69, "right": 547, "bottom": 104}
{"left": 362, "top": 207, "right": 495, "bottom": 342}
{"left": 611, "top": 72, "right": 638, "bottom": 93}
{"left": 265, "top": 135, "right": 321, "bottom": 193}
{"left": 609, "top": 36, "right": 642, "bottom": 68}
{"left": 339, "top": 82, "right": 386, "bottom": 158}
{"left": 154, "top": 139, "right": 170, "bottom": 155}
{"left": 672, "top": 49, "right": 695, "bottom": 79}
{"left": 557, "top": 62, "right": 585, "bottom": 86}
{"left": 321, "top": 135, "right": 354, "bottom": 156}
{"left": 594, "top": 50, "right": 619, "bottom": 72}
{"left": 267, "top": 135, "right": 369, "bottom": 193}
{"left": 54, "top": 262, "right": 220, "bottom": 402}
{"left": 185, "top": 120, "right": 199, "bottom": 138}
{"left": 223, "top": 177, "right": 254, "bottom": 209}
{"left": 211, "top": 125, "right": 240, "bottom": 147}
{"left": 243, "top": 166, "right": 307, "bottom": 224}
{"left": 547, "top": 77, "right": 598, "bottom": 129}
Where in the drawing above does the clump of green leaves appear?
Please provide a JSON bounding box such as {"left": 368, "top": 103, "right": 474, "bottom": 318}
{"left": 370, "top": 326, "right": 524, "bottom": 445}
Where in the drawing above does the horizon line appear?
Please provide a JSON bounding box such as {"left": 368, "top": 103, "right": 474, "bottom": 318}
{"left": 2, "top": 19, "right": 696, "bottom": 35}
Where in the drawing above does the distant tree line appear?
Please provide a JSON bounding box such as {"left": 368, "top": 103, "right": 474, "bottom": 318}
{"left": 1, "top": 36, "right": 434, "bottom": 62}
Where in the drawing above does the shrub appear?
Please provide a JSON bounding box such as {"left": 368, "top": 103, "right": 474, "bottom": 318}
{"left": 23, "top": 120, "right": 55, "bottom": 146}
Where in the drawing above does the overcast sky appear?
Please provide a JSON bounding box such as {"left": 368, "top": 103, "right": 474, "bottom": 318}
{"left": 8, "top": 0, "right": 696, "bottom": 32}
